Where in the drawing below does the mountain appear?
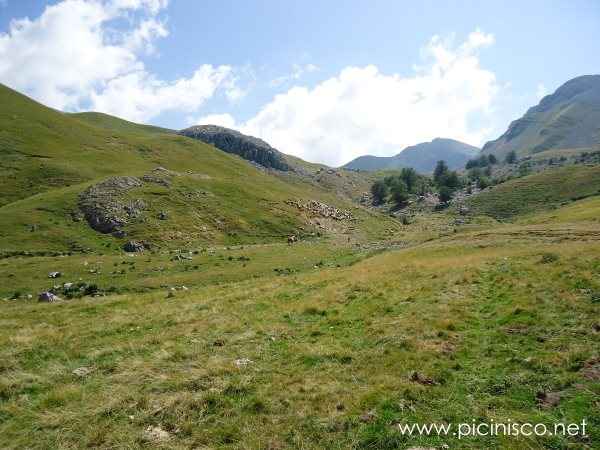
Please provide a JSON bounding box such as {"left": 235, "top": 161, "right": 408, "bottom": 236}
{"left": 179, "top": 125, "right": 292, "bottom": 171}
{"left": 342, "top": 138, "right": 479, "bottom": 172}
{"left": 482, "top": 75, "right": 600, "bottom": 159}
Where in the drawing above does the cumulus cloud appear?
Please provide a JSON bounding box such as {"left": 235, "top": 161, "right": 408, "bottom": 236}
{"left": 0, "top": 0, "right": 235, "bottom": 122}
{"left": 189, "top": 113, "right": 237, "bottom": 128}
{"left": 200, "top": 30, "right": 501, "bottom": 166}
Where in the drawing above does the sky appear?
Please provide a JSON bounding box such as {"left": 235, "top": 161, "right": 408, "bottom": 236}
{"left": 0, "top": 0, "right": 599, "bottom": 166}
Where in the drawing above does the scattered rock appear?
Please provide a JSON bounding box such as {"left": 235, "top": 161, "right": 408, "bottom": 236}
{"left": 285, "top": 199, "right": 354, "bottom": 220}
{"left": 141, "top": 167, "right": 177, "bottom": 187}
{"left": 234, "top": 358, "right": 253, "bottom": 368}
{"left": 410, "top": 371, "right": 436, "bottom": 385}
{"left": 72, "top": 366, "right": 94, "bottom": 377}
{"left": 582, "top": 357, "right": 600, "bottom": 380}
{"left": 158, "top": 211, "right": 169, "bottom": 220}
{"left": 359, "top": 410, "right": 376, "bottom": 423}
{"left": 287, "top": 235, "right": 297, "bottom": 244}
{"left": 123, "top": 241, "right": 145, "bottom": 252}
{"left": 38, "top": 291, "right": 59, "bottom": 302}
{"left": 142, "top": 425, "right": 171, "bottom": 442}
{"left": 536, "top": 391, "right": 562, "bottom": 408}
{"left": 112, "top": 230, "right": 127, "bottom": 238}
{"left": 213, "top": 339, "right": 225, "bottom": 347}
{"left": 48, "top": 271, "right": 61, "bottom": 278}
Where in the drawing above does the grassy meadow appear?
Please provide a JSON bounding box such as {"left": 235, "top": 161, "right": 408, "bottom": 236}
{"left": 1, "top": 199, "right": 599, "bottom": 449}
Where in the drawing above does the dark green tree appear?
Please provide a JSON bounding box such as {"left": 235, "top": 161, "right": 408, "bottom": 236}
{"left": 433, "top": 160, "right": 449, "bottom": 184}
{"left": 389, "top": 179, "right": 409, "bottom": 207}
{"left": 370, "top": 180, "right": 388, "bottom": 205}
{"left": 488, "top": 154, "right": 498, "bottom": 165}
{"left": 399, "top": 167, "right": 418, "bottom": 193}
{"left": 438, "top": 186, "right": 453, "bottom": 204}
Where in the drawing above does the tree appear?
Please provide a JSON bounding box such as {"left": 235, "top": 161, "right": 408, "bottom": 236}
{"left": 389, "top": 179, "right": 409, "bottom": 207}
{"left": 478, "top": 176, "right": 491, "bottom": 189}
{"left": 468, "top": 167, "right": 482, "bottom": 181}
{"left": 488, "top": 154, "right": 498, "bottom": 165}
{"left": 439, "top": 171, "right": 462, "bottom": 190}
{"left": 484, "top": 166, "right": 492, "bottom": 177}
{"left": 505, "top": 150, "right": 517, "bottom": 164}
{"left": 433, "top": 160, "right": 449, "bottom": 184}
{"left": 370, "top": 180, "right": 388, "bottom": 205}
{"left": 465, "top": 158, "right": 478, "bottom": 169}
{"left": 438, "top": 186, "right": 453, "bottom": 204}
{"left": 399, "top": 167, "right": 418, "bottom": 193}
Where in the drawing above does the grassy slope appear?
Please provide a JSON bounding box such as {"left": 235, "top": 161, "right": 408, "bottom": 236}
{"left": 71, "top": 112, "right": 175, "bottom": 136}
{"left": 0, "top": 201, "right": 598, "bottom": 449}
{"left": 0, "top": 84, "right": 395, "bottom": 251}
{"left": 466, "top": 164, "right": 600, "bottom": 219}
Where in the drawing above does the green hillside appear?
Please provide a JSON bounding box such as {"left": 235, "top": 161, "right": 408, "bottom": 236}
{"left": 0, "top": 84, "right": 394, "bottom": 253}
{"left": 466, "top": 164, "right": 600, "bottom": 219}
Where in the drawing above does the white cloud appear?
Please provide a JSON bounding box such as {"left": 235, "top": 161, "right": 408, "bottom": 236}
{"left": 214, "top": 30, "right": 500, "bottom": 166}
{"left": 0, "top": 0, "right": 235, "bottom": 122}
{"left": 536, "top": 83, "right": 547, "bottom": 100}
{"left": 189, "top": 113, "right": 237, "bottom": 128}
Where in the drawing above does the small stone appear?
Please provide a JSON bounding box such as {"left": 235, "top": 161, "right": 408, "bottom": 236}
{"left": 536, "top": 391, "right": 561, "bottom": 408}
{"left": 48, "top": 271, "right": 61, "bottom": 278}
{"left": 72, "top": 366, "right": 94, "bottom": 377}
{"left": 234, "top": 358, "right": 253, "bottom": 368}
{"left": 142, "top": 425, "right": 170, "bottom": 442}
{"left": 38, "top": 291, "right": 59, "bottom": 302}
{"left": 123, "top": 241, "right": 144, "bottom": 252}
{"left": 410, "top": 371, "right": 435, "bottom": 385}
{"left": 359, "top": 410, "right": 376, "bottom": 423}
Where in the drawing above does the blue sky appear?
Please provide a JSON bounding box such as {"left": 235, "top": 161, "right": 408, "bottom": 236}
{"left": 0, "top": 0, "right": 599, "bottom": 165}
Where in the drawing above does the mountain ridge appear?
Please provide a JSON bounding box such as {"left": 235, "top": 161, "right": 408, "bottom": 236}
{"left": 482, "top": 74, "right": 600, "bottom": 158}
{"left": 342, "top": 138, "right": 479, "bottom": 172}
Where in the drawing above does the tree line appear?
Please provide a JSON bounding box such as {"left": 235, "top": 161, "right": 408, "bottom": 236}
{"left": 371, "top": 161, "right": 463, "bottom": 207}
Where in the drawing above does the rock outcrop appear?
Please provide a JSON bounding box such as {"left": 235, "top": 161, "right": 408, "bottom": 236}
{"left": 179, "top": 125, "right": 292, "bottom": 171}
{"left": 78, "top": 176, "right": 145, "bottom": 234}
